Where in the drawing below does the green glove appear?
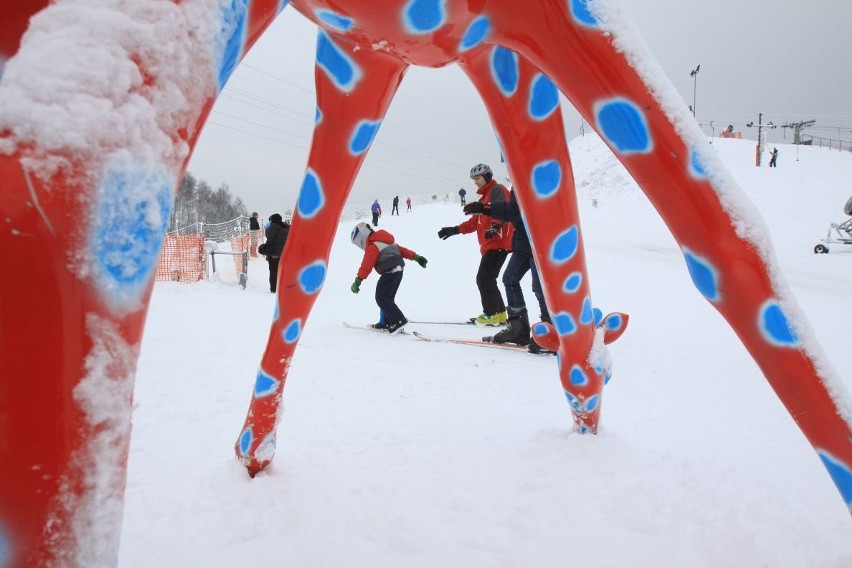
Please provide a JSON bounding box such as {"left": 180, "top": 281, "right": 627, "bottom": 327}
{"left": 413, "top": 254, "right": 428, "bottom": 268}
{"left": 351, "top": 277, "right": 362, "bottom": 293}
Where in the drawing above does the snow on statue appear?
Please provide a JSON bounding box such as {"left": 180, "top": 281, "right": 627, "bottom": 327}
{"left": 1, "top": 0, "right": 849, "bottom": 565}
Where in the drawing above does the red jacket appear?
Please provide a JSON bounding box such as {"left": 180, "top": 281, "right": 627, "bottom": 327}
{"left": 457, "top": 180, "right": 513, "bottom": 254}
{"left": 357, "top": 229, "right": 416, "bottom": 279}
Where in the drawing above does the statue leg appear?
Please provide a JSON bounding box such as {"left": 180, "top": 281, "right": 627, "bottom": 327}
{"left": 234, "top": 31, "right": 409, "bottom": 477}
{"left": 458, "top": 47, "right": 621, "bottom": 433}
{"left": 0, "top": 1, "right": 286, "bottom": 563}
{"left": 488, "top": 3, "right": 852, "bottom": 511}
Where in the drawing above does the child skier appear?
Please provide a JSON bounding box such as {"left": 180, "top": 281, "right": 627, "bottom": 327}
{"left": 350, "top": 222, "right": 428, "bottom": 334}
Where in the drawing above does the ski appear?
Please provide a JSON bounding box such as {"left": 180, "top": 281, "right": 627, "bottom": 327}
{"left": 342, "top": 322, "right": 408, "bottom": 335}
{"left": 409, "top": 319, "right": 506, "bottom": 327}
{"left": 412, "top": 331, "right": 527, "bottom": 351}
{"left": 408, "top": 320, "right": 477, "bottom": 326}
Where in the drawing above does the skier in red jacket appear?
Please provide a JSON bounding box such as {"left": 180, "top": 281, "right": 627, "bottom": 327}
{"left": 350, "top": 222, "right": 428, "bottom": 334}
{"left": 438, "top": 163, "right": 513, "bottom": 325}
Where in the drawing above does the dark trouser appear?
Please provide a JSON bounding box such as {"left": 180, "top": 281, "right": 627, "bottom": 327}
{"left": 267, "top": 256, "right": 280, "bottom": 292}
{"left": 477, "top": 249, "right": 509, "bottom": 315}
{"left": 502, "top": 251, "right": 548, "bottom": 319}
{"left": 372, "top": 213, "right": 379, "bottom": 225}
{"left": 392, "top": 205, "right": 399, "bottom": 215}
{"left": 375, "top": 270, "right": 404, "bottom": 323}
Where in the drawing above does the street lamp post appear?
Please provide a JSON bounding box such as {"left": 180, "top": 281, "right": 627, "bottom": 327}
{"left": 689, "top": 64, "right": 700, "bottom": 118}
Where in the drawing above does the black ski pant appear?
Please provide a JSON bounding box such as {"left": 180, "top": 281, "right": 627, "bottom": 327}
{"left": 267, "top": 256, "right": 280, "bottom": 292}
{"left": 376, "top": 270, "right": 405, "bottom": 323}
{"left": 477, "top": 249, "right": 509, "bottom": 315}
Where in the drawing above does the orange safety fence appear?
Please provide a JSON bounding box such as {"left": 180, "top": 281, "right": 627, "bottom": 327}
{"left": 155, "top": 234, "right": 205, "bottom": 282}
{"left": 230, "top": 234, "right": 250, "bottom": 273}
{"left": 248, "top": 229, "right": 262, "bottom": 258}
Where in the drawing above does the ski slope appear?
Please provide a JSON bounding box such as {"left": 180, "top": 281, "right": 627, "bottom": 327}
{"left": 120, "top": 135, "right": 852, "bottom": 567}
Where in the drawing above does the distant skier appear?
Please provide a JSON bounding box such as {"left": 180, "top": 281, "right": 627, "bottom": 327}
{"left": 371, "top": 199, "right": 382, "bottom": 226}
{"left": 406, "top": 197, "right": 412, "bottom": 211}
{"left": 392, "top": 195, "right": 400, "bottom": 215}
{"left": 350, "top": 222, "right": 428, "bottom": 334}
{"left": 458, "top": 187, "right": 467, "bottom": 205}
{"left": 769, "top": 147, "right": 779, "bottom": 167}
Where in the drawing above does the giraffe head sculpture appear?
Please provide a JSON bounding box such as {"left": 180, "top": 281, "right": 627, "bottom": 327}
{"left": 1, "top": 0, "right": 849, "bottom": 564}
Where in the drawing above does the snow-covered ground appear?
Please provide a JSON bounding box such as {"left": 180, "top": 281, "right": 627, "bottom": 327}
{"left": 120, "top": 136, "right": 852, "bottom": 567}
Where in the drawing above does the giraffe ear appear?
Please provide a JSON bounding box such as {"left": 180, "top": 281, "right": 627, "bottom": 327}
{"left": 531, "top": 321, "right": 560, "bottom": 352}
{"left": 599, "top": 312, "right": 629, "bottom": 345}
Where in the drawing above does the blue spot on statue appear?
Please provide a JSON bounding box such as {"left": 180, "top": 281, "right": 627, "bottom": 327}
{"left": 689, "top": 147, "right": 708, "bottom": 179}
{"left": 315, "top": 107, "right": 323, "bottom": 126}
{"left": 604, "top": 313, "right": 622, "bottom": 330}
{"left": 570, "top": 365, "right": 588, "bottom": 386}
{"left": 531, "top": 160, "right": 561, "bottom": 198}
{"left": 316, "top": 31, "right": 361, "bottom": 92}
{"left": 604, "top": 363, "right": 613, "bottom": 385}
{"left": 0, "top": 527, "right": 8, "bottom": 567}
{"left": 550, "top": 226, "right": 579, "bottom": 264}
{"left": 570, "top": 0, "right": 600, "bottom": 27}
{"left": 563, "top": 272, "right": 582, "bottom": 293}
{"left": 817, "top": 451, "right": 852, "bottom": 511}
{"left": 316, "top": 9, "right": 354, "bottom": 31}
{"left": 298, "top": 170, "right": 325, "bottom": 218}
{"left": 491, "top": 46, "right": 519, "bottom": 96}
{"left": 529, "top": 74, "right": 559, "bottom": 120}
{"left": 254, "top": 370, "right": 278, "bottom": 398}
{"left": 759, "top": 301, "right": 799, "bottom": 347}
{"left": 239, "top": 428, "right": 253, "bottom": 455}
{"left": 460, "top": 17, "right": 490, "bottom": 51}
{"left": 683, "top": 249, "right": 720, "bottom": 302}
{"left": 216, "top": 0, "right": 248, "bottom": 91}
{"left": 580, "top": 298, "right": 594, "bottom": 325}
{"left": 553, "top": 312, "right": 577, "bottom": 335}
{"left": 350, "top": 120, "right": 382, "bottom": 155}
{"left": 595, "top": 98, "right": 653, "bottom": 154}
{"left": 283, "top": 319, "right": 302, "bottom": 343}
{"left": 564, "top": 391, "right": 582, "bottom": 412}
{"left": 299, "top": 262, "right": 327, "bottom": 294}
{"left": 584, "top": 395, "right": 600, "bottom": 412}
{"left": 92, "top": 156, "right": 172, "bottom": 306}
{"left": 403, "top": 0, "right": 446, "bottom": 34}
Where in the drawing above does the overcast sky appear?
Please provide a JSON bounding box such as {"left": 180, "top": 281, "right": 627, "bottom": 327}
{"left": 186, "top": 1, "right": 852, "bottom": 216}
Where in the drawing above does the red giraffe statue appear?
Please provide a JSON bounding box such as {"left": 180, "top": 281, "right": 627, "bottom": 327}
{"left": 1, "top": 1, "right": 849, "bottom": 565}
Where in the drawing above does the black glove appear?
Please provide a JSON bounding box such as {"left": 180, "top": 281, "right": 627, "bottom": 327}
{"left": 413, "top": 254, "right": 428, "bottom": 268}
{"left": 463, "top": 202, "right": 490, "bottom": 216}
{"left": 437, "top": 226, "right": 460, "bottom": 240}
{"left": 484, "top": 223, "right": 501, "bottom": 240}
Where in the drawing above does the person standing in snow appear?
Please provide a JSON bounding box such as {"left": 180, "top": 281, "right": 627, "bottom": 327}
{"left": 350, "top": 222, "right": 428, "bottom": 334}
{"left": 248, "top": 212, "right": 261, "bottom": 257}
{"left": 406, "top": 197, "right": 412, "bottom": 211}
{"left": 464, "top": 188, "right": 552, "bottom": 353}
{"left": 437, "top": 163, "right": 513, "bottom": 326}
{"left": 458, "top": 187, "right": 467, "bottom": 205}
{"left": 263, "top": 213, "right": 288, "bottom": 293}
{"left": 392, "top": 195, "right": 400, "bottom": 215}
{"left": 371, "top": 199, "right": 382, "bottom": 226}
{"left": 769, "top": 147, "right": 779, "bottom": 167}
